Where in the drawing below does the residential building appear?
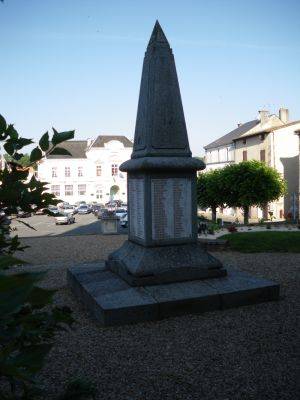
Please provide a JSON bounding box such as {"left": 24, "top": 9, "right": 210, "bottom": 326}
{"left": 37, "top": 135, "right": 133, "bottom": 205}
{"left": 203, "top": 108, "right": 300, "bottom": 220}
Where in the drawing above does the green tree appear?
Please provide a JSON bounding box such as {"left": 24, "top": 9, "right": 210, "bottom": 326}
{"left": 4, "top": 153, "right": 32, "bottom": 168}
{"left": 0, "top": 114, "right": 75, "bottom": 399}
{"left": 197, "top": 169, "right": 226, "bottom": 223}
{"left": 221, "top": 160, "right": 287, "bottom": 224}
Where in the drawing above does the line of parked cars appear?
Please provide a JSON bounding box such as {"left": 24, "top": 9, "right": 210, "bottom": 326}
{"left": 92, "top": 202, "right": 128, "bottom": 228}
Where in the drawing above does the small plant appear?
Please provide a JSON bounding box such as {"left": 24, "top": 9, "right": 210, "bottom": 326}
{"left": 207, "top": 222, "right": 219, "bottom": 235}
{"left": 227, "top": 225, "right": 237, "bottom": 233}
{"left": 258, "top": 218, "right": 265, "bottom": 225}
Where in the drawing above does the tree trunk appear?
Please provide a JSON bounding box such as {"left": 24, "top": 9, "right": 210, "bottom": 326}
{"left": 243, "top": 205, "right": 249, "bottom": 225}
{"left": 211, "top": 206, "right": 217, "bottom": 223}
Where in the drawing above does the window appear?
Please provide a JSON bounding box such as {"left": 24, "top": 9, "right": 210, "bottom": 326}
{"left": 260, "top": 149, "right": 266, "bottom": 162}
{"left": 111, "top": 164, "right": 118, "bottom": 176}
{"left": 96, "top": 189, "right": 102, "bottom": 199}
{"left": 243, "top": 150, "right": 247, "bottom": 161}
{"left": 65, "top": 167, "right": 70, "bottom": 177}
{"left": 52, "top": 167, "right": 57, "bottom": 178}
{"left": 51, "top": 185, "right": 60, "bottom": 197}
{"left": 65, "top": 185, "right": 73, "bottom": 196}
{"left": 96, "top": 165, "right": 102, "bottom": 176}
{"left": 260, "top": 133, "right": 265, "bottom": 141}
{"left": 242, "top": 138, "right": 247, "bottom": 144}
{"left": 78, "top": 166, "right": 83, "bottom": 177}
{"left": 78, "top": 184, "right": 86, "bottom": 196}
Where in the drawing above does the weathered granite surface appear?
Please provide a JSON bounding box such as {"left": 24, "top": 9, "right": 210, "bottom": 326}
{"left": 67, "top": 262, "right": 280, "bottom": 327}
{"left": 107, "top": 22, "right": 224, "bottom": 285}
{"left": 106, "top": 240, "right": 226, "bottom": 286}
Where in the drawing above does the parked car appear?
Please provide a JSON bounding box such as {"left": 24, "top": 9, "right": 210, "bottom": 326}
{"left": 16, "top": 207, "right": 31, "bottom": 218}
{"left": 120, "top": 213, "right": 128, "bottom": 228}
{"left": 97, "top": 208, "right": 109, "bottom": 219}
{"left": 48, "top": 206, "right": 60, "bottom": 215}
{"left": 55, "top": 213, "right": 75, "bottom": 225}
{"left": 115, "top": 208, "right": 127, "bottom": 219}
{"left": 92, "top": 204, "right": 102, "bottom": 216}
{"left": 62, "top": 205, "right": 76, "bottom": 215}
{"left": 77, "top": 205, "right": 90, "bottom": 214}
{"left": 34, "top": 208, "right": 47, "bottom": 215}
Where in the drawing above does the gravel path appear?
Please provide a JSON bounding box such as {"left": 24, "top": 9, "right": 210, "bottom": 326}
{"left": 14, "top": 236, "right": 300, "bottom": 400}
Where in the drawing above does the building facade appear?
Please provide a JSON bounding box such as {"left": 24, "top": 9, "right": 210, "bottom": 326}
{"left": 37, "top": 135, "right": 133, "bottom": 205}
{"left": 203, "top": 108, "right": 300, "bottom": 220}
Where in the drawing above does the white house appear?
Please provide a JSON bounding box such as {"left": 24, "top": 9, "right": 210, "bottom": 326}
{"left": 203, "top": 108, "right": 300, "bottom": 220}
{"left": 37, "top": 135, "right": 133, "bottom": 205}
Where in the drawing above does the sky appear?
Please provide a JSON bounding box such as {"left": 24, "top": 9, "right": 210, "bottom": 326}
{"left": 0, "top": 0, "right": 300, "bottom": 156}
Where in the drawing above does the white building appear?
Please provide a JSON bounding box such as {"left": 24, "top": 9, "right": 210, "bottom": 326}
{"left": 203, "top": 108, "right": 300, "bottom": 220}
{"left": 37, "top": 135, "right": 133, "bottom": 205}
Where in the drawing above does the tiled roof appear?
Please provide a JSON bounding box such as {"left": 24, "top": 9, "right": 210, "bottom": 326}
{"left": 234, "top": 119, "right": 300, "bottom": 140}
{"left": 47, "top": 141, "right": 87, "bottom": 159}
{"left": 204, "top": 120, "right": 259, "bottom": 150}
{"left": 91, "top": 135, "right": 133, "bottom": 148}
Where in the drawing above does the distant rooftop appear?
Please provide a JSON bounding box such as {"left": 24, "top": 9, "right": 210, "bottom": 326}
{"left": 47, "top": 135, "right": 133, "bottom": 159}
{"left": 204, "top": 120, "right": 259, "bottom": 150}
{"left": 47, "top": 140, "right": 87, "bottom": 159}
{"left": 91, "top": 135, "right": 133, "bottom": 148}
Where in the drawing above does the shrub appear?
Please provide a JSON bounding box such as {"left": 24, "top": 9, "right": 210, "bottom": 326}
{"left": 0, "top": 114, "right": 75, "bottom": 398}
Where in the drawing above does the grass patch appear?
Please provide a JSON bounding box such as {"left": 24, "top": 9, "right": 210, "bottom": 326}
{"left": 219, "top": 231, "right": 300, "bottom": 253}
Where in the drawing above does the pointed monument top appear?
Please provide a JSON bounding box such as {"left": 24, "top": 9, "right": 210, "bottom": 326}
{"left": 121, "top": 21, "right": 204, "bottom": 171}
{"left": 147, "top": 20, "right": 170, "bottom": 48}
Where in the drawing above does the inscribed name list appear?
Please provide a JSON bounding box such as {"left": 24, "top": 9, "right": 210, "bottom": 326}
{"left": 151, "top": 178, "right": 192, "bottom": 240}
{"left": 128, "top": 178, "right": 145, "bottom": 239}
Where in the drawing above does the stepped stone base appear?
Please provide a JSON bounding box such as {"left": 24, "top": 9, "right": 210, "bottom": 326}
{"left": 106, "top": 240, "right": 226, "bottom": 286}
{"left": 67, "top": 262, "right": 280, "bottom": 327}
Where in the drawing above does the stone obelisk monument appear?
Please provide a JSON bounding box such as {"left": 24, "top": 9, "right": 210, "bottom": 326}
{"left": 68, "top": 21, "right": 279, "bottom": 326}
{"left": 106, "top": 21, "right": 226, "bottom": 285}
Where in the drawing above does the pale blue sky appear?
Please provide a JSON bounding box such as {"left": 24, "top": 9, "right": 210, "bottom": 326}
{"left": 1, "top": 0, "right": 299, "bottom": 155}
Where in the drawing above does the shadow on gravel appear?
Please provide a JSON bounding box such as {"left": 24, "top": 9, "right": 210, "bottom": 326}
{"left": 57, "top": 218, "right": 128, "bottom": 237}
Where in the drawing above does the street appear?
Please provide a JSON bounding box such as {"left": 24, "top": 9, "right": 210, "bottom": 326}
{"left": 10, "top": 213, "right": 128, "bottom": 238}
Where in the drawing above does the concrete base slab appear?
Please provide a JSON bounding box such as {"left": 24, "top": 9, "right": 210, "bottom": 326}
{"left": 67, "top": 262, "right": 280, "bottom": 326}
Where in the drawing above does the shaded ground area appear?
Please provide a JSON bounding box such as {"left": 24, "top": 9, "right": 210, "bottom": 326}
{"left": 11, "top": 214, "right": 128, "bottom": 238}
{"left": 14, "top": 236, "right": 299, "bottom": 400}
{"left": 220, "top": 231, "right": 300, "bottom": 252}
{"left": 16, "top": 235, "right": 127, "bottom": 265}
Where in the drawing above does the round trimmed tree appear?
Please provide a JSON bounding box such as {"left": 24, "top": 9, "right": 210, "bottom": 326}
{"left": 221, "top": 160, "right": 287, "bottom": 224}
{"left": 197, "top": 168, "right": 227, "bottom": 223}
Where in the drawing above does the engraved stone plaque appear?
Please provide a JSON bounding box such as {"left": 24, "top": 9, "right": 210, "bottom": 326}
{"left": 128, "top": 178, "right": 145, "bottom": 239}
{"left": 151, "top": 178, "right": 192, "bottom": 240}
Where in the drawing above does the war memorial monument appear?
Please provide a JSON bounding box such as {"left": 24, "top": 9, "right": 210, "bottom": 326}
{"left": 68, "top": 22, "right": 279, "bottom": 326}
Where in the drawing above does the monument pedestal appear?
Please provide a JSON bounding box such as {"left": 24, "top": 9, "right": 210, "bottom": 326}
{"left": 106, "top": 240, "right": 226, "bottom": 286}
{"left": 67, "top": 262, "right": 279, "bottom": 327}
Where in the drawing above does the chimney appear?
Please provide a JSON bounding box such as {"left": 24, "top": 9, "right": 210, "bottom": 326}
{"left": 258, "top": 110, "right": 269, "bottom": 125}
{"left": 87, "top": 138, "right": 94, "bottom": 148}
{"left": 279, "top": 108, "right": 289, "bottom": 124}
{"left": 237, "top": 123, "right": 242, "bottom": 127}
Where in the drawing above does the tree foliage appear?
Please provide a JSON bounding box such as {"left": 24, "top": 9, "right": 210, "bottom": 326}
{"left": 197, "top": 169, "right": 227, "bottom": 222}
{"left": 221, "top": 160, "right": 287, "bottom": 223}
{"left": 0, "top": 114, "right": 75, "bottom": 399}
{"left": 197, "top": 160, "right": 287, "bottom": 225}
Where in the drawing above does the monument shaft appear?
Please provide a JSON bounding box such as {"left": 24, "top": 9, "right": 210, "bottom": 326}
{"left": 106, "top": 21, "right": 226, "bottom": 286}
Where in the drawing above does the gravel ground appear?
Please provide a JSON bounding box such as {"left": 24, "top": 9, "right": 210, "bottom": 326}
{"left": 13, "top": 236, "right": 300, "bottom": 400}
